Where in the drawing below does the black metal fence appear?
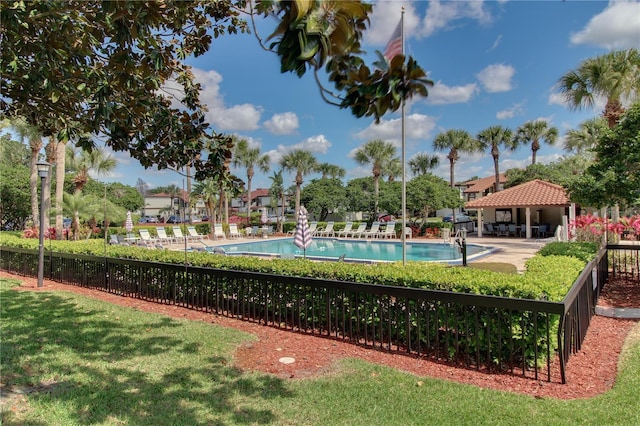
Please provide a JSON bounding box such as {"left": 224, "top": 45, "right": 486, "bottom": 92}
{"left": 2, "top": 244, "right": 631, "bottom": 384}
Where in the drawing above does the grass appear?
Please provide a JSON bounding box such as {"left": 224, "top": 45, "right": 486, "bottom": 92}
{"left": 2, "top": 278, "right": 640, "bottom": 425}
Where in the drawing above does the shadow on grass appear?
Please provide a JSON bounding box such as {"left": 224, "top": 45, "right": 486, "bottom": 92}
{"left": 1, "top": 281, "right": 292, "bottom": 424}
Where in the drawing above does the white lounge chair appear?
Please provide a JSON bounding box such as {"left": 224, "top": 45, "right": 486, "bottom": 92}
{"left": 172, "top": 226, "right": 187, "bottom": 243}
{"left": 213, "top": 223, "right": 226, "bottom": 240}
{"left": 138, "top": 229, "right": 157, "bottom": 244}
{"left": 380, "top": 222, "right": 397, "bottom": 239}
{"left": 348, "top": 223, "right": 367, "bottom": 238}
{"left": 228, "top": 223, "right": 242, "bottom": 239}
{"left": 317, "top": 221, "right": 335, "bottom": 237}
{"left": 363, "top": 221, "right": 381, "bottom": 238}
{"left": 307, "top": 221, "right": 318, "bottom": 236}
{"left": 156, "top": 227, "right": 176, "bottom": 244}
{"left": 187, "top": 225, "right": 207, "bottom": 241}
{"left": 335, "top": 222, "right": 353, "bottom": 238}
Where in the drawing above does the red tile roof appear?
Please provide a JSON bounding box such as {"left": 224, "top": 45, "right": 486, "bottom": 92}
{"left": 462, "top": 173, "right": 506, "bottom": 194}
{"left": 465, "top": 179, "right": 570, "bottom": 208}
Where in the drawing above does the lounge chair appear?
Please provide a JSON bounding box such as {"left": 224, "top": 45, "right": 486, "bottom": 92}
{"left": 380, "top": 222, "right": 397, "bottom": 239}
{"left": 307, "top": 221, "right": 318, "bottom": 236}
{"left": 335, "top": 222, "right": 353, "bottom": 238}
{"left": 187, "top": 225, "right": 207, "bottom": 241}
{"left": 363, "top": 221, "right": 381, "bottom": 238}
{"left": 156, "top": 227, "right": 176, "bottom": 244}
{"left": 348, "top": 223, "right": 367, "bottom": 238}
{"left": 138, "top": 229, "right": 157, "bottom": 244}
{"left": 213, "top": 223, "right": 226, "bottom": 240}
{"left": 317, "top": 221, "right": 335, "bottom": 237}
{"left": 172, "top": 226, "right": 187, "bottom": 243}
{"left": 227, "top": 223, "right": 242, "bottom": 239}
{"left": 109, "top": 234, "right": 119, "bottom": 245}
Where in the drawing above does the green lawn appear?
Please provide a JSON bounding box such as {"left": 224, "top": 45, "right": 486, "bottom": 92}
{"left": 2, "top": 278, "right": 639, "bottom": 425}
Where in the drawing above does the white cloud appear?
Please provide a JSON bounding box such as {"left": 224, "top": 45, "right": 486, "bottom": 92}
{"left": 426, "top": 82, "right": 477, "bottom": 105}
{"left": 496, "top": 102, "right": 524, "bottom": 120}
{"left": 355, "top": 113, "right": 438, "bottom": 142}
{"left": 264, "top": 134, "right": 332, "bottom": 165}
{"left": 420, "top": 0, "right": 492, "bottom": 38}
{"left": 194, "top": 69, "right": 262, "bottom": 131}
{"left": 476, "top": 64, "right": 515, "bottom": 93}
{"left": 367, "top": 2, "right": 420, "bottom": 45}
{"left": 570, "top": 1, "right": 640, "bottom": 49}
{"left": 264, "top": 112, "right": 299, "bottom": 135}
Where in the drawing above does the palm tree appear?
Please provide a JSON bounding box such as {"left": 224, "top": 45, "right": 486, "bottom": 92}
{"left": 66, "top": 146, "right": 117, "bottom": 193}
{"left": 165, "top": 184, "right": 181, "bottom": 217}
{"left": 279, "top": 149, "right": 318, "bottom": 219}
{"left": 317, "top": 163, "right": 346, "bottom": 180}
{"left": 408, "top": 153, "right": 439, "bottom": 176}
{"left": 383, "top": 157, "right": 402, "bottom": 183}
{"left": 563, "top": 117, "right": 608, "bottom": 154}
{"left": 353, "top": 139, "right": 396, "bottom": 217}
{"left": 192, "top": 179, "right": 219, "bottom": 237}
{"left": 432, "top": 129, "right": 477, "bottom": 188}
{"left": 476, "top": 125, "right": 515, "bottom": 192}
{"left": 232, "top": 138, "right": 270, "bottom": 224}
{"left": 557, "top": 48, "right": 640, "bottom": 128}
{"left": 515, "top": 120, "right": 558, "bottom": 165}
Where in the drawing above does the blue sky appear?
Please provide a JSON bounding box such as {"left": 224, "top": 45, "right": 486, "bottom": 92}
{"left": 99, "top": 0, "right": 639, "bottom": 191}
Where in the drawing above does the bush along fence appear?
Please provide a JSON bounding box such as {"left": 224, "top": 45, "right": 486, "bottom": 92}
{"left": 2, "top": 244, "right": 630, "bottom": 384}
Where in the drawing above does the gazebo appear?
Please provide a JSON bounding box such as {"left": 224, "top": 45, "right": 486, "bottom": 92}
{"left": 465, "top": 179, "right": 575, "bottom": 239}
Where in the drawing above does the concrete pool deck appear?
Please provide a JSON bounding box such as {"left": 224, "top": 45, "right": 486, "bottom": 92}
{"left": 163, "top": 234, "right": 542, "bottom": 273}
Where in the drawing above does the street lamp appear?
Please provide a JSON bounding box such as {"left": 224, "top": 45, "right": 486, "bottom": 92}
{"left": 37, "top": 160, "right": 50, "bottom": 288}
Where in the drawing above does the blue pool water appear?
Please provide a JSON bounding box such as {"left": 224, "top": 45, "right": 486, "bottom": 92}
{"left": 214, "top": 238, "right": 494, "bottom": 263}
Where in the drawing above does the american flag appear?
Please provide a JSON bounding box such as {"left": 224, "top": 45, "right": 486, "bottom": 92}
{"left": 384, "top": 18, "right": 403, "bottom": 62}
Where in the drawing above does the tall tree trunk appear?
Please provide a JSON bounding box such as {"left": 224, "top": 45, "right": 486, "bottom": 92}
{"left": 29, "top": 140, "right": 42, "bottom": 227}
{"left": 44, "top": 140, "right": 56, "bottom": 229}
{"left": 448, "top": 160, "right": 455, "bottom": 188}
{"left": 55, "top": 139, "right": 66, "bottom": 239}
{"left": 493, "top": 155, "right": 501, "bottom": 193}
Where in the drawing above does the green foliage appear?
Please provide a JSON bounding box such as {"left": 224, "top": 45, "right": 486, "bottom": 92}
{"left": 569, "top": 103, "right": 640, "bottom": 208}
{"left": 537, "top": 241, "right": 599, "bottom": 263}
{"left": 0, "top": 165, "right": 30, "bottom": 230}
{"left": 81, "top": 180, "right": 144, "bottom": 213}
{"left": 406, "top": 174, "right": 462, "bottom": 218}
{"left": 505, "top": 156, "right": 590, "bottom": 189}
{"left": 344, "top": 177, "right": 375, "bottom": 213}
{"left": 300, "top": 178, "right": 347, "bottom": 221}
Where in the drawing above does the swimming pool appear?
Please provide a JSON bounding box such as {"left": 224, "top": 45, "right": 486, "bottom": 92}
{"left": 214, "top": 238, "right": 495, "bottom": 263}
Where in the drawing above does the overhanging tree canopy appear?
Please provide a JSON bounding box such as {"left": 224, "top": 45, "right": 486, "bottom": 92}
{"left": 1, "top": 1, "right": 430, "bottom": 181}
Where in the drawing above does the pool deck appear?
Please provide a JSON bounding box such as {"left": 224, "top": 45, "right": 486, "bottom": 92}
{"left": 163, "top": 234, "right": 542, "bottom": 273}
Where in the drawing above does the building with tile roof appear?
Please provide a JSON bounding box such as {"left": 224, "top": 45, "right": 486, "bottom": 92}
{"left": 465, "top": 179, "right": 576, "bottom": 238}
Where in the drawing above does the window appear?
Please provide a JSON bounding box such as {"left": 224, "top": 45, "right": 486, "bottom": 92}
{"left": 495, "top": 209, "right": 512, "bottom": 223}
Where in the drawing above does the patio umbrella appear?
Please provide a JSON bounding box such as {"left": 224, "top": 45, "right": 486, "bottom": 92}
{"left": 125, "top": 211, "right": 134, "bottom": 235}
{"left": 293, "top": 205, "right": 312, "bottom": 258}
{"left": 261, "top": 207, "right": 268, "bottom": 225}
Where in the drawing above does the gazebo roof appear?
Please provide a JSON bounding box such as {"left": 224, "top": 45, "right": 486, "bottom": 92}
{"left": 465, "top": 179, "right": 570, "bottom": 208}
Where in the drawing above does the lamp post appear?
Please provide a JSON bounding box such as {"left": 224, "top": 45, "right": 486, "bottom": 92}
{"left": 37, "top": 160, "right": 50, "bottom": 288}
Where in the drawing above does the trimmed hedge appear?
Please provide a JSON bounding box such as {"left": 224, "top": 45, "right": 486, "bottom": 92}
{"left": 0, "top": 234, "right": 596, "bottom": 303}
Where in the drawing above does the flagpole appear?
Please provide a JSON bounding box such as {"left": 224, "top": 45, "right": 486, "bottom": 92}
{"left": 400, "top": 8, "right": 406, "bottom": 266}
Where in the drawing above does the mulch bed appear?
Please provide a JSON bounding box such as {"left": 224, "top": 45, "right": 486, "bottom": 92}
{"left": 2, "top": 271, "right": 638, "bottom": 400}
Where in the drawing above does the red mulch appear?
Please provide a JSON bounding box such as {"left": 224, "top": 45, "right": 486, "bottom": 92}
{"left": 2, "top": 271, "right": 638, "bottom": 400}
